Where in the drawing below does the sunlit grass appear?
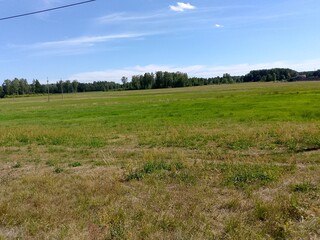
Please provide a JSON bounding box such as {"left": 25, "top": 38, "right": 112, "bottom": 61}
{"left": 0, "top": 82, "right": 319, "bottom": 239}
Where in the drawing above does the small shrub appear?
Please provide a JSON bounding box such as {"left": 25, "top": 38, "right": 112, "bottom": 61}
{"left": 269, "top": 223, "right": 287, "bottom": 240}
{"left": 126, "top": 171, "right": 145, "bottom": 181}
{"left": 223, "top": 217, "right": 241, "bottom": 236}
{"left": 126, "top": 160, "right": 184, "bottom": 181}
{"left": 232, "top": 170, "right": 273, "bottom": 187}
{"left": 227, "top": 139, "right": 253, "bottom": 150}
{"left": 254, "top": 202, "right": 269, "bottom": 221}
{"left": 252, "top": 196, "right": 304, "bottom": 239}
{"left": 292, "top": 182, "right": 317, "bottom": 192}
{"left": 51, "top": 137, "right": 66, "bottom": 145}
{"left": 54, "top": 167, "right": 64, "bottom": 173}
{"left": 143, "top": 161, "right": 169, "bottom": 173}
{"left": 110, "top": 221, "right": 126, "bottom": 240}
{"left": 16, "top": 135, "right": 30, "bottom": 144}
{"left": 210, "top": 163, "right": 294, "bottom": 189}
{"left": 12, "top": 162, "right": 21, "bottom": 168}
{"left": 68, "top": 162, "right": 82, "bottom": 168}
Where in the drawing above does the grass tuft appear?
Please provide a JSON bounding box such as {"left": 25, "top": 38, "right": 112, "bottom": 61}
{"left": 68, "top": 162, "right": 82, "bottom": 168}
{"left": 209, "top": 163, "right": 295, "bottom": 189}
{"left": 291, "top": 181, "right": 317, "bottom": 193}
{"left": 126, "top": 160, "right": 184, "bottom": 181}
{"left": 12, "top": 162, "right": 22, "bottom": 168}
{"left": 109, "top": 211, "right": 127, "bottom": 240}
{"left": 54, "top": 167, "right": 64, "bottom": 173}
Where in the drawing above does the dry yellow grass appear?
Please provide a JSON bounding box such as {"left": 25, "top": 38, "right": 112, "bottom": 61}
{"left": 0, "top": 82, "right": 319, "bottom": 239}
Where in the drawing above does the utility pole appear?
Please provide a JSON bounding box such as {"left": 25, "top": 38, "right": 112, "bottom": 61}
{"left": 47, "top": 77, "right": 50, "bottom": 102}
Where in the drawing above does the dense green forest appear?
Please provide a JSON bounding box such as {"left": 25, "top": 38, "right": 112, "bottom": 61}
{"left": 1, "top": 68, "right": 320, "bottom": 98}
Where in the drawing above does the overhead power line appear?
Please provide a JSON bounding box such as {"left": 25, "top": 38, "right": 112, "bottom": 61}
{"left": 0, "top": 0, "right": 96, "bottom": 21}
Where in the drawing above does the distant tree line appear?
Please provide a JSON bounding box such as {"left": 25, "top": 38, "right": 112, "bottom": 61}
{"left": 125, "top": 72, "right": 246, "bottom": 90}
{"left": 1, "top": 68, "right": 319, "bottom": 98}
{"left": 125, "top": 68, "right": 319, "bottom": 90}
{"left": 0, "top": 79, "right": 121, "bottom": 98}
{"left": 299, "top": 70, "right": 320, "bottom": 79}
{"left": 242, "top": 68, "right": 297, "bottom": 82}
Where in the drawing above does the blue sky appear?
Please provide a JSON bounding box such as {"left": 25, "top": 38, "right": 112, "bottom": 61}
{"left": 1, "top": 0, "right": 320, "bottom": 83}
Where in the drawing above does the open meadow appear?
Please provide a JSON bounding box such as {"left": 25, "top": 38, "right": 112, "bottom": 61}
{"left": 0, "top": 81, "right": 319, "bottom": 239}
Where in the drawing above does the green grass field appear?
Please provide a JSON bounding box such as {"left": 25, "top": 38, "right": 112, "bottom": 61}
{"left": 0, "top": 82, "right": 319, "bottom": 239}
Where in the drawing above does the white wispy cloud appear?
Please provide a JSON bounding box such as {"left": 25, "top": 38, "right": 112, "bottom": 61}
{"left": 31, "top": 33, "right": 147, "bottom": 48}
{"left": 69, "top": 59, "right": 320, "bottom": 83}
{"left": 9, "top": 32, "right": 155, "bottom": 56}
{"left": 170, "top": 2, "right": 196, "bottom": 12}
{"left": 215, "top": 24, "right": 224, "bottom": 28}
{"left": 97, "top": 12, "right": 165, "bottom": 24}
